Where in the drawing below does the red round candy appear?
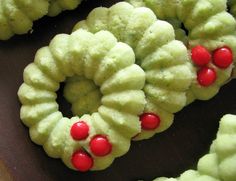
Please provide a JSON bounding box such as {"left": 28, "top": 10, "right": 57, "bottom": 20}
{"left": 197, "top": 67, "right": 217, "bottom": 87}
{"left": 71, "top": 150, "right": 93, "bottom": 172}
{"left": 89, "top": 135, "right": 112, "bottom": 156}
{"left": 191, "top": 45, "right": 211, "bottom": 66}
{"left": 70, "top": 121, "right": 89, "bottom": 140}
{"left": 213, "top": 47, "right": 233, "bottom": 69}
{"left": 140, "top": 113, "right": 161, "bottom": 130}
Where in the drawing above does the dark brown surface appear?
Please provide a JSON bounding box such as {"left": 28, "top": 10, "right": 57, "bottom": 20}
{"left": 1, "top": 1, "right": 236, "bottom": 181}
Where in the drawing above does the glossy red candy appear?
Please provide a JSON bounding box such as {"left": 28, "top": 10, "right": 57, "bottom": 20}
{"left": 213, "top": 47, "right": 233, "bottom": 69}
{"left": 70, "top": 121, "right": 89, "bottom": 140}
{"left": 191, "top": 45, "right": 211, "bottom": 66}
{"left": 90, "top": 135, "right": 112, "bottom": 156}
{"left": 197, "top": 67, "right": 217, "bottom": 87}
{"left": 71, "top": 150, "right": 93, "bottom": 172}
{"left": 140, "top": 113, "right": 161, "bottom": 130}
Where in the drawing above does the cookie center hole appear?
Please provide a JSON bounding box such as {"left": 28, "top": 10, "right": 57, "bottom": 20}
{"left": 56, "top": 82, "right": 73, "bottom": 118}
{"left": 180, "top": 22, "right": 189, "bottom": 36}
{"left": 167, "top": 19, "right": 189, "bottom": 45}
{"left": 62, "top": 76, "right": 102, "bottom": 117}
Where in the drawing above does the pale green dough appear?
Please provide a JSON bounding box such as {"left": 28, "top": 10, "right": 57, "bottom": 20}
{"left": 0, "top": 0, "right": 49, "bottom": 40}
{"left": 47, "top": 0, "right": 82, "bottom": 17}
{"left": 18, "top": 29, "right": 146, "bottom": 171}
{"left": 128, "top": 0, "right": 236, "bottom": 103}
{"left": 0, "top": 0, "right": 83, "bottom": 40}
{"left": 154, "top": 114, "right": 236, "bottom": 181}
{"left": 64, "top": 76, "right": 101, "bottom": 116}
{"left": 65, "top": 2, "right": 195, "bottom": 140}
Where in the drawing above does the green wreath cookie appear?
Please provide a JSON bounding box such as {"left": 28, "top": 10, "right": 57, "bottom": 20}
{"left": 128, "top": 0, "right": 236, "bottom": 103}
{"left": 0, "top": 0, "right": 48, "bottom": 40}
{"left": 18, "top": 29, "right": 146, "bottom": 171}
{"left": 154, "top": 114, "right": 236, "bottom": 181}
{"left": 64, "top": 2, "right": 195, "bottom": 140}
{"left": 0, "top": 0, "right": 83, "bottom": 40}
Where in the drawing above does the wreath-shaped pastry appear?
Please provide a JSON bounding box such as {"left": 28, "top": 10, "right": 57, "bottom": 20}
{"left": 64, "top": 1, "right": 236, "bottom": 140}
{"left": 64, "top": 2, "right": 195, "bottom": 140}
{"left": 0, "top": 0, "right": 82, "bottom": 40}
{"left": 128, "top": 0, "right": 236, "bottom": 101}
{"left": 16, "top": 0, "right": 236, "bottom": 176}
{"left": 17, "top": 29, "right": 146, "bottom": 171}
{"left": 154, "top": 114, "right": 236, "bottom": 181}
{"left": 0, "top": 0, "right": 48, "bottom": 40}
